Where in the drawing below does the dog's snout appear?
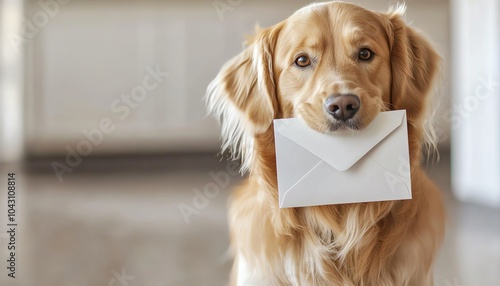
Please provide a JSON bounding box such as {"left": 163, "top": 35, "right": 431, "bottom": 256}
{"left": 324, "top": 94, "right": 360, "bottom": 121}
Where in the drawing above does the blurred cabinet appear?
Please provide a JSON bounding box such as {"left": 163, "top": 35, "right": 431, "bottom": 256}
{"left": 24, "top": 0, "right": 312, "bottom": 155}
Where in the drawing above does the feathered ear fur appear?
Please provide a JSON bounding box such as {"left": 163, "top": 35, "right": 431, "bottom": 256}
{"left": 384, "top": 6, "right": 440, "bottom": 160}
{"left": 385, "top": 6, "right": 439, "bottom": 122}
{"left": 206, "top": 25, "right": 282, "bottom": 172}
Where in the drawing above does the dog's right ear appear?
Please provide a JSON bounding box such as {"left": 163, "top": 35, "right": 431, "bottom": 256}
{"left": 206, "top": 24, "right": 282, "bottom": 166}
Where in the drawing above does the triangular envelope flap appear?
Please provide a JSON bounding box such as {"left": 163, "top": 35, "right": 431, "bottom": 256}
{"left": 274, "top": 110, "right": 406, "bottom": 171}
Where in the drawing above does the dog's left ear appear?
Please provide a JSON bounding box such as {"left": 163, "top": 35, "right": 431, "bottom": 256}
{"left": 385, "top": 8, "right": 439, "bottom": 121}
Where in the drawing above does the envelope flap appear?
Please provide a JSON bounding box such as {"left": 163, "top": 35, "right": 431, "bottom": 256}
{"left": 274, "top": 110, "right": 406, "bottom": 171}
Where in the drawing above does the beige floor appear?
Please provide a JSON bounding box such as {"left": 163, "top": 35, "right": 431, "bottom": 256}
{"left": 0, "top": 151, "right": 498, "bottom": 286}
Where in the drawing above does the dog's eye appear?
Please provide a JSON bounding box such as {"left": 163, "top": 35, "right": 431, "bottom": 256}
{"left": 358, "top": 48, "right": 374, "bottom": 61}
{"left": 294, "top": 55, "right": 311, "bottom": 67}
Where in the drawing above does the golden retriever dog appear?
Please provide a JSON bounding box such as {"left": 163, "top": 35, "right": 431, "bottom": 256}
{"left": 206, "top": 2, "right": 445, "bottom": 285}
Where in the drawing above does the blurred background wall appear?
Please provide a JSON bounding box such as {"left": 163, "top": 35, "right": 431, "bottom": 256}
{"left": 451, "top": 0, "right": 500, "bottom": 207}
{"left": 0, "top": 0, "right": 24, "bottom": 162}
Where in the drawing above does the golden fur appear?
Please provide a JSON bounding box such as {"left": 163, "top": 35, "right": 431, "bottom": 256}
{"left": 206, "top": 2, "right": 445, "bottom": 285}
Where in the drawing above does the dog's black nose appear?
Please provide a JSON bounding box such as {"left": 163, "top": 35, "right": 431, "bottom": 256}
{"left": 324, "top": 94, "right": 360, "bottom": 121}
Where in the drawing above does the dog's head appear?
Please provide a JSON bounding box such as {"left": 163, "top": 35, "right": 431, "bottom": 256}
{"left": 207, "top": 2, "right": 438, "bottom": 171}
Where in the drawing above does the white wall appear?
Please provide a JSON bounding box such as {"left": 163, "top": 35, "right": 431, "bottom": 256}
{"left": 22, "top": 0, "right": 450, "bottom": 156}
{"left": 451, "top": 0, "right": 500, "bottom": 207}
{"left": 0, "top": 0, "right": 24, "bottom": 162}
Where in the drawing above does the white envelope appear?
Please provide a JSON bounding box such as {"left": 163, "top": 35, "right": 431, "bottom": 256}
{"left": 274, "top": 110, "right": 412, "bottom": 208}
